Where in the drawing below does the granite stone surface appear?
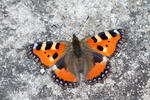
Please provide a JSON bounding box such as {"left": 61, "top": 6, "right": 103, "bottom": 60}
{"left": 0, "top": 0, "right": 150, "bottom": 100}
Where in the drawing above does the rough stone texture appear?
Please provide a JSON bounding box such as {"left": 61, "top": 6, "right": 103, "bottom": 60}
{"left": 0, "top": 0, "right": 150, "bottom": 100}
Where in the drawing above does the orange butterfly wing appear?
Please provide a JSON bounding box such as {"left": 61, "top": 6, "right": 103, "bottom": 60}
{"left": 85, "top": 52, "right": 111, "bottom": 84}
{"left": 27, "top": 42, "right": 78, "bottom": 87}
{"left": 51, "top": 57, "right": 78, "bottom": 87}
{"left": 26, "top": 41, "right": 66, "bottom": 68}
{"left": 85, "top": 29, "right": 126, "bottom": 84}
{"left": 87, "top": 29, "right": 126, "bottom": 57}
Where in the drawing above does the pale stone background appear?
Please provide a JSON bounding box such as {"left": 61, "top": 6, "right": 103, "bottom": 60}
{"left": 0, "top": 0, "right": 150, "bottom": 100}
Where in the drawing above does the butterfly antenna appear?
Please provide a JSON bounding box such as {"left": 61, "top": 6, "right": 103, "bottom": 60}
{"left": 77, "top": 16, "right": 89, "bottom": 35}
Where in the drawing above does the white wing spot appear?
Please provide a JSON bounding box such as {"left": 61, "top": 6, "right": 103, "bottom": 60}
{"left": 52, "top": 65, "right": 59, "bottom": 71}
{"left": 41, "top": 42, "right": 46, "bottom": 50}
{"left": 103, "top": 56, "right": 108, "bottom": 61}
{"left": 51, "top": 42, "right": 57, "bottom": 50}
{"left": 33, "top": 43, "right": 38, "bottom": 49}
{"left": 114, "top": 30, "right": 120, "bottom": 34}
{"left": 95, "top": 35, "right": 102, "bottom": 42}
{"left": 103, "top": 48, "right": 107, "bottom": 53}
{"left": 105, "top": 32, "right": 112, "bottom": 39}
{"left": 49, "top": 57, "right": 54, "bottom": 61}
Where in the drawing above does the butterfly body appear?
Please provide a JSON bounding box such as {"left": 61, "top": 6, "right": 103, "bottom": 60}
{"left": 26, "top": 29, "right": 126, "bottom": 88}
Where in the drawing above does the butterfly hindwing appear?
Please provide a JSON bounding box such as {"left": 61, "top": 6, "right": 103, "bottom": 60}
{"left": 85, "top": 52, "right": 111, "bottom": 84}
{"left": 26, "top": 41, "right": 66, "bottom": 68}
{"left": 87, "top": 29, "right": 126, "bottom": 57}
{"left": 51, "top": 57, "right": 79, "bottom": 88}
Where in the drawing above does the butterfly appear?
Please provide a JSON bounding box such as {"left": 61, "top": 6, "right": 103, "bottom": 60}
{"left": 26, "top": 29, "right": 126, "bottom": 88}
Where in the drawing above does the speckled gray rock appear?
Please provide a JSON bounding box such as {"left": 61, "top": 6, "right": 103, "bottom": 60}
{"left": 0, "top": 0, "right": 150, "bottom": 100}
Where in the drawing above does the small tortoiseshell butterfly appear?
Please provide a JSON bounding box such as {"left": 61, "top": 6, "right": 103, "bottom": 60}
{"left": 26, "top": 29, "right": 126, "bottom": 88}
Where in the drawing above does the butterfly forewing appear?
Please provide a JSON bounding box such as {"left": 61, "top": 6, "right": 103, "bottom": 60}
{"left": 87, "top": 29, "right": 126, "bottom": 57}
{"left": 26, "top": 41, "right": 66, "bottom": 67}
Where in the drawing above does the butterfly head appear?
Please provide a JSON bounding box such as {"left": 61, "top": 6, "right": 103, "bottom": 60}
{"left": 72, "top": 34, "right": 82, "bottom": 58}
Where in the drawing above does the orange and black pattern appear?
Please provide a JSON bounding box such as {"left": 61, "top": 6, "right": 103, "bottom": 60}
{"left": 26, "top": 29, "right": 126, "bottom": 88}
